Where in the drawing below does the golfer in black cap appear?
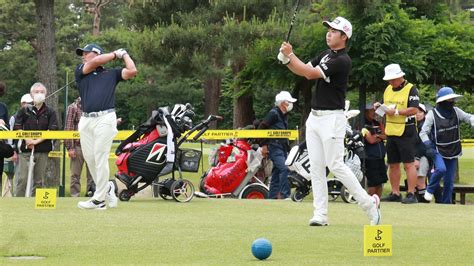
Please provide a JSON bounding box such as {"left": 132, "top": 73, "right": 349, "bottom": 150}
{"left": 75, "top": 43, "right": 137, "bottom": 210}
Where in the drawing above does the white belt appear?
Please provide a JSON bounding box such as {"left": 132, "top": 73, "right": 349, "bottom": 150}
{"left": 82, "top": 108, "right": 115, "bottom": 118}
{"left": 311, "top": 109, "right": 344, "bottom": 116}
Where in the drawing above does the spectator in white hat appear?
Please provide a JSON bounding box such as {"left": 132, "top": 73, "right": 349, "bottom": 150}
{"left": 258, "top": 91, "right": 296, "bottom": 200}
{"left": 376, "top": 63, "right": 420, "bottom": 204}
{"left": 420, "top": 87, "right": 474, "bottom": 204}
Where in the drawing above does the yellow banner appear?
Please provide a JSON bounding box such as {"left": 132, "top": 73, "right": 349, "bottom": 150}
{"left": 0, "top": 129, "right": 298, "bottom": 140}
{"left": 48, "top": 151, "right": 117, "bottom": 159}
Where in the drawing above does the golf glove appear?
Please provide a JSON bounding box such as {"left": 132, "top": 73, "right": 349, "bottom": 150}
{"left": 277, "top": 51, "right": 290, "bottom": 65}
{"left": 114, "top": 48, "right": 128, "bottom": 59}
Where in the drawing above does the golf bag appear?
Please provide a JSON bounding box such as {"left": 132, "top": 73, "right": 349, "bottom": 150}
{"left": 198, "top": 139, "right": 269, "bottom": 199}
{"left": 115, "top": 103, "right": 219, "bottom": 202}
{"left": 285, "top": 103, "right": 366, "bottom": 203}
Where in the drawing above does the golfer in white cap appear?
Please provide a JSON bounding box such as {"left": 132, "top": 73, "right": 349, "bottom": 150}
{"left": 279, "top": 17, "right": 380, "bottom": 226}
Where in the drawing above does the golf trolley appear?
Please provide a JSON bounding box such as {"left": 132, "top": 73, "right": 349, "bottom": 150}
{"left": 285, "top": 102, "right": 366, "bottom": 203}
{"left": 197, "top": 138, "right": 269, "bottom": 199}
{"left": 115, "top": 103, "right": 220, "bottom": 202}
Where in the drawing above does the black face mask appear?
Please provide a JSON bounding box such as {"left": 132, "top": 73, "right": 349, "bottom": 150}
{"left": 438, "top": 101, "right": 454, "bottom": 110}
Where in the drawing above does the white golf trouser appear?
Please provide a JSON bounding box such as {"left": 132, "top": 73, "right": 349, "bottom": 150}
{"left": 306, "top": 111, "right": 373, "bottom": 221}
{"left": 78, "top": 112, "right": 118, "bottom": 202}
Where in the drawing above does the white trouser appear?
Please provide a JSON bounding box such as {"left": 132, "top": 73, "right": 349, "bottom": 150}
{"left": 306, "top": 112, "right": 373, "bottom": 221}
{"left": 78, "top": 112, "right": 118, "bottom": 202}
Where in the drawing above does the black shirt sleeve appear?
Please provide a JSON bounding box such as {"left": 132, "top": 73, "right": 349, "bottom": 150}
{"left": 407, "top": 86, "right": 419, "bottom": 108}
{"left": 261, "top": 109, "right": 278, "bottom": 128}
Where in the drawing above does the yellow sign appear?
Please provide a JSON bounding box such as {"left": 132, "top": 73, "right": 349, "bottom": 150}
{"left": 35, "top": 189, "right": 57, "bottom": 209}
{"left": 0, "top": 129, "right": 298, "bottom": 140}
{"left": 363, "top": 225, "right": 392, "bottom": 256}
{"left": 48, "top": 151, "right": 117, "bottom": 159}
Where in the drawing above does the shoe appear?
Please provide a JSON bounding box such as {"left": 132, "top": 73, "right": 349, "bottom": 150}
{"left": 401, "top": 192, "right": 418, "bottom": 204}
{"left": 369, "top": 194, "right": 381, "bottom": 225}
{"left": 381, "top": 192, "right": 402, "bottom": 202}
{"left": 158, "top": 162, "right": 174, "bottom": 176}
{"left": 77, "top": 199, "right": 106, "bottom": 210}
{"left": 106, "top": 181, "right": 118, "bottom": 208}
{"left": 309, "top": 217, "right": 329, "bottom": 226}
{"left": 424, "top": 191, "right": 433, "bottom": 202}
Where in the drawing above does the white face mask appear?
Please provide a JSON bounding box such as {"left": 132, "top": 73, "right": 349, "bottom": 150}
{"left": 286, "top": 102, "right": 293, "bottom": 112}
{"left": 33, "top": 93, "right": 46, "bottom": 104}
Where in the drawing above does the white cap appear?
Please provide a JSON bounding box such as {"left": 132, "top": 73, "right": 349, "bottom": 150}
{"left": 383, "top": 64, "right": 405, "bottom": 81}
{"left": 20, "top": 93, "right": 33, "bottom": 103}
{"left": 418, "top": 103, "right": 427, "bottom": 113}
{"left": 323, "top": 16, "right": 352, "bottom": 39}
{"left": 275, "top": 91, "right": 297, "bottom": 103}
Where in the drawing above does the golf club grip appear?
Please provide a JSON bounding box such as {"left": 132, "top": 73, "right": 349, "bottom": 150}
{"left": 285, "top": 0, "right": 300, "bottom": 42}
{"left": 193, "top": 126, "right": 208, "bottom": 141}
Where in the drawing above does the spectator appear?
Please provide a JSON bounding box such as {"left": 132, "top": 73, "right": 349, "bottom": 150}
{"left": 414, "top": 103, "right": 430, "bottom": 203}
{"left": 65, "top": 97, "right": 95, "bottom": 197}
{"left": 14, "top": 82, "right": 58, "bottom": 197}
{"left": 420, "top": 87, "right": 474, "bottom": 204}
{"left": 363, "top": 103, "right": 388, "bottom": 198}
{"left": 258, "top": 91, "right": 296, "bottom": 200}
{"left": 0, "top": 81, "right": 10, "bottom": 191}
{"left": 7, "top": 94, "right": 33, "bottom": 196}
{"left": 376, "top": 64, "right": 419, "bottom": 204}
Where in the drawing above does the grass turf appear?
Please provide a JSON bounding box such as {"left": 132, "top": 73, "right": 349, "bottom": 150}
{"left": 0, "top": 197, "right": 473, "bottom": 265}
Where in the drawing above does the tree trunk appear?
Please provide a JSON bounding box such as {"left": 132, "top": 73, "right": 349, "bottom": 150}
{"left": 233, "top": 91, "right": 254, "bottom": 129}
{"left": 203, "top": 77, "right": 221, "bottom": 129}
{"left": 34, "top": 0, "right": 60, "bottom": 191}
{"left": 92, "top": 1, "right": 102, "bottom": 36}
{"left": 231, "top": 62, "right": 254, "bottom": 128}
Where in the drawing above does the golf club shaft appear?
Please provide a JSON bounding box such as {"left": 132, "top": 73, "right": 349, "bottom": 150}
{"left": 285, "top": 0, "right": 300, "bottom": 42}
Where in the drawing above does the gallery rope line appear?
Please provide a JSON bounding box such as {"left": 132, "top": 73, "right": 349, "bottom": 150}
{"left": 0, "top": 129, "right": 299, "bottom": 140}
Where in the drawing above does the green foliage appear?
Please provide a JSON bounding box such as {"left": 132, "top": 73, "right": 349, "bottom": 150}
{"left": 0, "top": 0, "right": 472, "bottom": 136}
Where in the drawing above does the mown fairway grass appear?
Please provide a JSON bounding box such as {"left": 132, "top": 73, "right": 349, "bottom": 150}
{"left": 0, "top": 197, "right": 473, "bottom": 265}
{"left": 1, "top": 146, "right": 473, "bottom": 265}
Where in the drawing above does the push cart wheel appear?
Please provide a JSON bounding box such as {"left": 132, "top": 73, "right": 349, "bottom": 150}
{"left": 119, "top": 190, "right": 132, "bottom": 201}
{"left": 240, "top": 185, "right": 268, "bottom": 199}
{"left": 341, "top": 185, "right": 357, "bottom": 203}
{"left": 291, "top": 189, "right": 305, "bottom": 202}
{"left": 170, "top": 179, "right": 195, "bottom": 203}
{"left": 159, "top": 189, "right": 173, "bottom": 200}
{"left": 329, "top": 194, "right": 339, "bottom": 201}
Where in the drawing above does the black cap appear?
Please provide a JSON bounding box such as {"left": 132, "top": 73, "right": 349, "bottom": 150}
{"left": 76, "top": 43, "right": 104, "bottom": 56}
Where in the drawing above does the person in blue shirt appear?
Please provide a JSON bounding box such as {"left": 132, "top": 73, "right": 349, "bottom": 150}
{"left": 363, "top": 103, "right": 388, "bottom": 198}
{"left": 258, "top": 91, "right": 296, "bottom": 199}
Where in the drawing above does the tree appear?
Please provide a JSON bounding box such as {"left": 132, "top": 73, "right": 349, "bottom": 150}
{"left": 34, "top": 0, "right": 61, "bottom": 190}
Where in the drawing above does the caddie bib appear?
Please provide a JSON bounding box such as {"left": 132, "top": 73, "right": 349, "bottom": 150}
{"left": 433, "top": 109, "right": 461, "bottom": 158}
{"left": 383, "top": 83, "right": 413, "bottom": 136}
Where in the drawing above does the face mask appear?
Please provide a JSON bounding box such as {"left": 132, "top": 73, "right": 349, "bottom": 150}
{"left": 438, "top": 101, "right": 454, "bottom": 110}
{"left": 33, "top": 93, "right": 46, "bottom": 104}
{"left": 286, "top": 102, "right": 293, "bottom": 112}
